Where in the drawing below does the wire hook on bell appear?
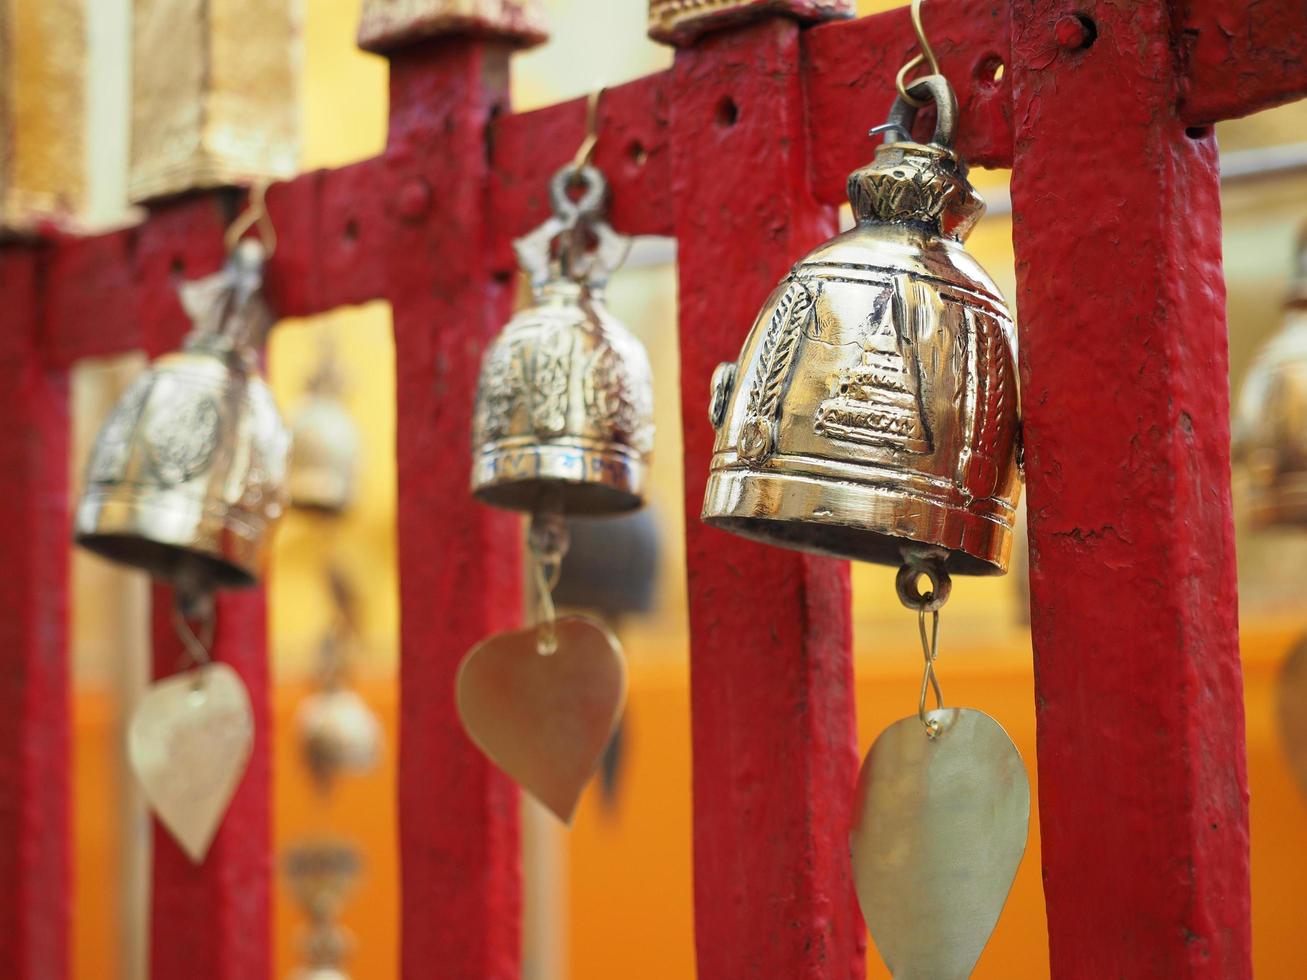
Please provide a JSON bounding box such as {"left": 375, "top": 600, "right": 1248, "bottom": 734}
{"left": 224, "top": 180, "right": 278, "bottom": 257}
{"left": 896, "top": 0, "right": 943, "bottom": 108}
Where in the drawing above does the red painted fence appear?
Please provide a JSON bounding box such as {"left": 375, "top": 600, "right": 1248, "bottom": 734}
{"left": 1, "top": 1, "right": 1305, "bottom": 976}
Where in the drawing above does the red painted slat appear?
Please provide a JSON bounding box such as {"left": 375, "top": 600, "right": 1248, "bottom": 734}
{"left": 149, "top": 587, "right": 272, "bottom": 980}
{"left": 0, "top": 247, "right": 71, "bottom": 980}
{"left": 1180, "top": 0, "right": 1307, "bottom": 125}
{"left": 385, "top": 41, "right": 523, "bottom": 979}
{"left": 806, "top": 0, "right": 1013, "bottom": 206}
{"left": 1010, "top": 2, "right": 1251, "bottom": 976}
{"left": 490, "top": 70, "right": 673, "bottom": 267}
{"left": 127, "top": 201, "right": 275, "bottom": 980}
{"left": 670, "top": 19, "right": 863, "bottom": 978}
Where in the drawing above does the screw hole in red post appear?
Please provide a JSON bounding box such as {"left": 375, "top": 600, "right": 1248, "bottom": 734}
{"left": 716, "top": 97, "right": 739, "bottom": 128}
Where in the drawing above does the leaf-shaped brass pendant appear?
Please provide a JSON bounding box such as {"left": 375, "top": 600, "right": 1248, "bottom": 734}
{"left": 456, "top": 616, "right": 625, "bottom": 824}
{"left": 851, "top": 707, "right": 1029, "bottom": 979}
{"left": 128, "top": 663, "right": 254, "bottom": 863}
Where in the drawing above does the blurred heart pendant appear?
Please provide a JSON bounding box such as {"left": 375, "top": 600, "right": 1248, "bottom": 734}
{"left": 456, "top": 616, "right": 625, "bottom": 824}
{"left": 128, "top": 662, "right": 254, "bottom": 863}
{"left": 851, "top": 707, "right": 1029, "bottom": 980}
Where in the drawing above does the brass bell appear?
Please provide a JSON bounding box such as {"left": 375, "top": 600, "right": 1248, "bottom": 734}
{"left": 1234, "top": 225, "right": 1307, "bottom": 528}
{"left": 471, "top": 163, "right": 654, "bottom": 516}
{"left": 288, "top": 339, "right": 359, "bottom": 514}
{"left": 75, "top": 239, "right": 291, "bottom": 589}
{"left": 703, "top": 76, "right": 1021, "bottom": 574}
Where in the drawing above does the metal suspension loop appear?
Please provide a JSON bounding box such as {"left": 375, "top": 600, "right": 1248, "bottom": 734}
{"left": 529, "top": 502, "right": 570, "bottom": 656}
{"left": 895, "top": 553, "right": 951, "bottom": 737}
{"left": 572, "top": 87, "right": 603, "bottom": 173}
{"left": 224, "top": 180, "right": 278, "bottom": 257}
{"left": 895, "top": 0, "right": 942, "bottom": 108}
{"left": 917, "top": 606, "right": 944, "bottom": 736}
{"left": 172, "top": 590, "right": 216, "bottom": 669}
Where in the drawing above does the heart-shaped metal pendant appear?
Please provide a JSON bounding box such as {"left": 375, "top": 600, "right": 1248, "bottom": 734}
{"left": 456, "top": 615, "right": 625, "bottom": 824}
{"left": 128, "top": 662, "right": 254, "bottom": 863}
{"left": 851, "top": 707, "right": 1029, "bottom": 980}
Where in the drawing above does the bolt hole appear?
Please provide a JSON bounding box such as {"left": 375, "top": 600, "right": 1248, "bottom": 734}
{"left": 1185, "top": 126, "right": 1213, "bottom": 140}
{"left": 976, "top": 56, "right": 1006, "bottom": 88}
{"left": 716, "top": 96, "right": 739, "bottom": 128}
{"left": 170, "top": 256, "right": 185, "bottom": 277}
{"left": 628, "top": 140, "right": 648, "bottom": 166}
{"left": 344, "top": 218, "right": 360, "bottom": 242}
{"left": 1074, "top": 13, "right": 1098, "bottom": 48}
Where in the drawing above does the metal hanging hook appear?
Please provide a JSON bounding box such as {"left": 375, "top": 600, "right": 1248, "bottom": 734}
{"left": 224, "top": 180, "right": 278, "bottom": 257}
{"left": 895, "top": 552, "right": 950, "bottom": 736}
{"left": 895, "top": 0, "right": 942, "bottom": 109}
{"left": 572, "top": 87, "right": 603, "bottom": 173}
{"left": 172, "top": 590, "right": 216, "bottom": 670}
{"left": 528, "top": 499, "right": 570, "bottom": 656}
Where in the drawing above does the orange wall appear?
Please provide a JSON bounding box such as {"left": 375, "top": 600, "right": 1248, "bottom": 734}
{"left": 72, "top": 624, "right": 1307, "bottom": 978}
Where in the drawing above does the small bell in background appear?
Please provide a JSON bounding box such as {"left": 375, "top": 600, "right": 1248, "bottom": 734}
{"left": 1234, "top": 223, "right": 1307, "bottom": 529}
{"left": 296, "top": 568, "right": 383, "bottom": 794}
{"left": 74, "top": 187, "right": 290, "bottom": 863}
{"left": 704, "top": 4, "right": 1027, "bottom": 973}
{"left": 1234, "top": 224, "right": 1307, "bottom": 804}
{"left": 458, "top": 94, "right": 653, "bottom": 825}
{"left": 288, "top": 335, "right": 360, "bottom": 515}
{"left": 284, "top": 840, "right": 362, "bottom": 980}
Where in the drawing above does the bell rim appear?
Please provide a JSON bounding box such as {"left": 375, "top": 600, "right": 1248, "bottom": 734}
{"left": 73, "top": 489, "right": 268, "bottom": 589}
{"left": 471, "top": 440, "right": 647, "bottom": 516}
{"left": 701, "top": 468, "right": 1013, "bottom": 576}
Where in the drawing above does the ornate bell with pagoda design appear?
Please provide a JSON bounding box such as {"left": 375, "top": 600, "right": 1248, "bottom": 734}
{"left": 471, "top": 163, "right": 653, "bottom": 516}
{"left": 702, "top": 75, "right": 1021, "bottom": 575}
{"left": 1234, "top": 225, "right": 1307, "bottom": 528}
{"left": 75, "top": 238, "right": 291, "bottom": 591}
{"left": 461, "top": 155, "right": 647, "bottom": 825}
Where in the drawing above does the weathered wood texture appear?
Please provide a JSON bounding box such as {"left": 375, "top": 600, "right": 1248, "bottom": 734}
{"left": 386, "top": 41, "right": 524, "bottom": 979}
{"left": 1180, "top": 0, "right": 1307, "bottom": 125}
{"left": 671, "top": 20, "right": 863, "bottom": 978}
{"left": 1010, "top": 2, "right": 1251, "bottom": 976}
{"left": 0, "top": 246, "right": 70, "bottom": 980}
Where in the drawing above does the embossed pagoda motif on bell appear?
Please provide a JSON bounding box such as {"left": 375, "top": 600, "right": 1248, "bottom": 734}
{"left": 703, "top": 77, "right": 1021, "bottom": 574}
{"left": 471, "top": 164, "right": 654, "bottom": 516}
{"left": 75, "top": 241, "right": 291, "bottom": 589}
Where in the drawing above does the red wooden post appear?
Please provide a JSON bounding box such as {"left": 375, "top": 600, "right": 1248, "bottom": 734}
{"left": 670, "top": 19, "right": 864, "bottom": 977}
{"left": 1010, "top": 2, "right": 1250, "bottom": 975}
{"left": 0, "top": 245, "right": 71, "bottom": 980}
{"left": 131, "top": 199, "right": 275, "bottom": 980}
{"left": 383, "top": 40, "right": 524, "bottom": 978}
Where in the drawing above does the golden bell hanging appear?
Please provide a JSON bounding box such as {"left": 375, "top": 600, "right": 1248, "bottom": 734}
{"left": 74, "top": 240, "right": 291, "bottom": 589}
{"left": 471, "top": 164, "right": 654, "bottom": 516}
{"left": 1234, "top": 225, "right": 1307, "bottom": 528}
{"left": 703, "top": 76, "right": 1021, "bottom": 574}
{"left": 288, "top": 340, "right": 359, "bottom": 515}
